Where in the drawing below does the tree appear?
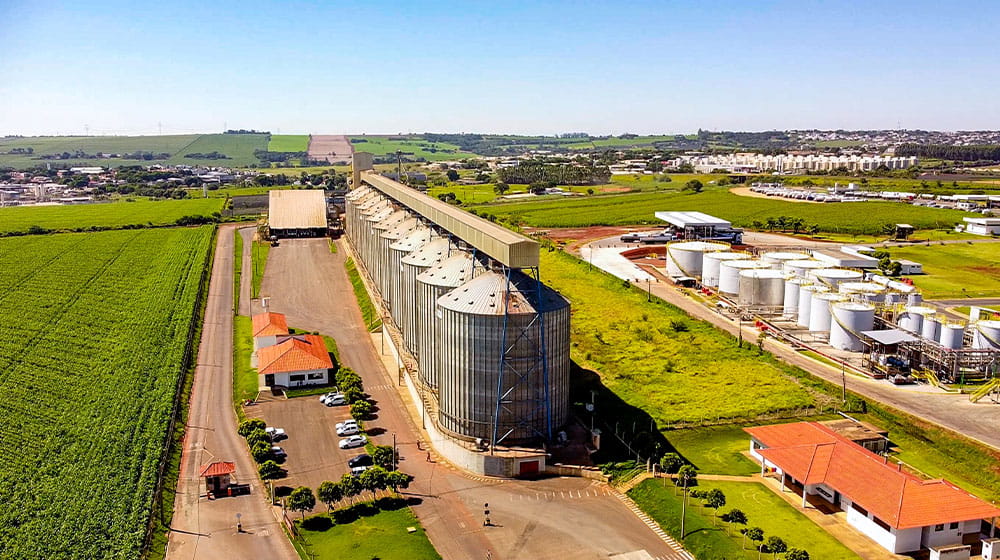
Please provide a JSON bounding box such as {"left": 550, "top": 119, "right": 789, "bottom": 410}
{"left": 238, "top": 418, "right": 266, "bottom": 437}
{"left": 784, "top": 548, "right": 810, "bottom": 560}
{"left": 258, "top": 460, "right": 283, "bottom": 480}
{"left": 358, "top": 466, "right": 388, "bottom": 501}
{"left": 745, "top": 526, "right": 764, "bottom": 555}
{"left": 288, "top": 486, "right": 316, "bottom": 520}
{"left": 683, "top": 179, "right": 704, "bottom": 193}
{"left": 659, "top": 453, "right": 683, "bottom": 475}
{"left": 677, "top": 464, "right": 697, "bottom": 491}
{"left": 705, "top": 488, "right": 726, "bottom": 522}
{"left": 250, "top": 441, "right": 273, "bottom": 463}
{"left": 446, "top": 169, "right": 460, "bottom": 181}
{"left": 317, "top": 480, "right": 343, "bottom": 511}
{"left": 338, "top": 473, "right": 361, "bottom": 505}
{"left": 722, "top": 508, "right": 747, "bottom": 536}
{"left": 350, "top": 399, "right": 374, "bottom": 420}
{"left": 493, "top": 182, "right": 510, "bottom": 195}
{"left": 766, "top": 536, "right": 787, "bottom": 558}
{"left": 371, "top": 445, "right": 396, "bottom": 470}
{"left": 386, "top": 470, "right": 411, "bottom": 493}
{"left": 246, "top": 428, "right": 269, "bottom": 449}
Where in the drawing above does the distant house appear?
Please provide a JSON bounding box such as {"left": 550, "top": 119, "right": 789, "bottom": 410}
{"left": 252, "top": 312, "right": 289, "bottom": 350}
{"left": 257, "top": 334, "right": 332, "bottom": 388}
{"left": 746, "top": 422, "right": 1000, "bottom": 554}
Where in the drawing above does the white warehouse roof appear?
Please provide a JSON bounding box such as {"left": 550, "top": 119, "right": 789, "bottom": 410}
{"left": 964, "top": 217, "right": 1000, "bottom": 225}
{"left": 654, "top": 211, "right": 731, "bottom": 228}
{"left": 268, "top": 190, "right": 327, "bottom": 230}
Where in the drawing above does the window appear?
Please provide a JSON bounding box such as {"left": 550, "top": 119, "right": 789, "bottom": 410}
{"left": 852, "top": 502, "right": 869, "bottom": 517}
{"left": 949, "top": 522, "right": 959, "bottom": 530}
{"left": 934, "top": 524, "right": 944, "bottom": 532}
{"left": 290, "top": 374, "right": 305, "bottom": 382}
{"left": 307, "top": 372, "right": 324, "bottom": 380}
{"left": 873, "top": 517, "right": 891, "bottom": 532}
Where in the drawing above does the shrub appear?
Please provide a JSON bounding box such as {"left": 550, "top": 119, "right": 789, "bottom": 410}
{"left": 238, "top": 418, "right": 266, "bottom": 437}
{"left": 251, "top": 441, "right": 273, "bottom": 463}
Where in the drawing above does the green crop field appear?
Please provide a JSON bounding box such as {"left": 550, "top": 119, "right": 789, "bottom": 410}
{"left": 167, "top": 133, "right": 267, "bottom": 167}
{"left": 474, "top": 188, "right": 973, "bottom": 234}
{"left": 563, "top": 135, "right": 688, "bottom": 149}
{"left": 542, "top": 250, "right": 816, "bottom": 425}
{"left": 0, "top": 134, "right": 202, "bottom": 169}
{"left": 0, "top": 198, "right": 225, "bottom": 234}
{"left": 348, "top": 136, "right": 473, "bottom": 161}
{"left": 0, "top": 227, "right": 214, "bottom": 559}
{"left": 888, "top": 242, "right": 1000, "bottom": 299}
{"left": 268, "top": 134, "right": 310, "bottom": 152}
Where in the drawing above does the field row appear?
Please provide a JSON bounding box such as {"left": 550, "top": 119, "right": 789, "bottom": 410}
{"left": 0, "top": 227, "right": 214, "bottom": 559}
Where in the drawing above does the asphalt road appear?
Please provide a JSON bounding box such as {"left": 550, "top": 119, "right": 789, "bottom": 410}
{"left": 166, "top": 225, "right": 298, "bottom": 560}
{"left": 260, "top": 237, "right": 687, "bottom": 560}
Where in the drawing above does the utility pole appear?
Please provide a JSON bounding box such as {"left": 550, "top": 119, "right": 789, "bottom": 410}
{"left": 680, "top": 483, "right": 688, "bottom": 538}
{"left": 392, "top": 433, "right": 398, "bottom": 471}
{"left": 842, "top": 361, "right": 847, "bottom": 404}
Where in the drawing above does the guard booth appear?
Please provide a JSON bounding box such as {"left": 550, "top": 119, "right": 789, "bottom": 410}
{"left": 201, "top": 461, "right": 237, "bottom": 497}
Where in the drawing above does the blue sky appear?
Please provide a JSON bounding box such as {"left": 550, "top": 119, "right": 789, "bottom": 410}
{"left": 2, "top": 0, "right": 999, "bottom": 136}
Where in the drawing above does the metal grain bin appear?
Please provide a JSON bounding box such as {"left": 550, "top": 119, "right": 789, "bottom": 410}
{"left": 400, "top": 237, "right": 451, "bottom": 354}
{"left": 414, "top": 251, "right": 478, "bottom": 388}
{"left": 378, "top": 217, "right": 419, "bottom": 305}
{"left": 387, "top": 225, "right": 432, "bottom": 332}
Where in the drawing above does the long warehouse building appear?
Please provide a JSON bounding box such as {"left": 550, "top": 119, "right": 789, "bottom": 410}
{"left": 344, "top": 154, "right": 570, "bottom": 450}
{"left": 268, "top": 189, "right": 328, "bottom": 237}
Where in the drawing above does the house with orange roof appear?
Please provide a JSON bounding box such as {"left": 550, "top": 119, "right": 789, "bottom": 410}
{"left": 257, "top": 333, "right": 333, "bottom": 388}
{"left": 252, "top": 312, "right": 290, "bottom": 350}
{"left": 746, "top": 421, "right": 1000, "bottom": 556}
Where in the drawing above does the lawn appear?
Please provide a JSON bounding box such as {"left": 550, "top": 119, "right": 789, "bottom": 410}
{"left": 0, "top": 134, "right": 201, "bottom": 169}
{"left": 0, "top": 227, "right": 214, "bottom": 559}
{"left": 293, "top": 505, "right": 440, "bottom": 560}
{"left": 268, "top": 134, "right": 310, "bottom": 152}
{"left": 345, "top": 256, "right": 382, "bottom": 331}
{"left": 666, "top": 426, "right": 767, "bottom": 476}
{"left": 629, "top": 479, "right": 861, "bottom": 560}
{"left": 542, "top": 250, "right": 816, "bottom": 427}
{"left": 886, "top": 242, "right": 1000, "bottom": 298}
{"left": 474, "top": 187, "right": 973, "bottom": 234}
{"left": 233, "top": 315, "right": 258, "bottom": 405}
{"left": 251, "top": 238, "right": 270, "bottom": 299}
{"left": 348, "top": 135, "right": 473, "bottom": 161}
{"left": 167, "top": 133, "right": 268, "bottom": 167}
{"left": 0, "top": 198, "right": 225, "bottom": 234}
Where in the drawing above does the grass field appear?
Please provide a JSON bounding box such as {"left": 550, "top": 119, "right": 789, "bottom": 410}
{"left": 293, "top": 505, "right": 440, "bottom": 560}
{"left": 251, "top": 238, "right": 270, "bottom": 299}
{"left": 563, "top": 135, "right": 688, "bottom": 149}
{"left": 345, "top": 256, "right": 382, "bottom": 331}
{"left": 667, "top": 426, "right": 769, "bottom": 475}
{"left": 0, "top": 227, "right": 214, "bottom": 559}
{"left": 268, "top": 134, "right": 310, "bottom": 152}
{"left": 167, "top": 133, "right": 267, "bottom": 167}
{"left": 0, "top": 198, "right": 225, "bottom": 234}
{"left": 0, "top": 134, "right": 201, "bottom": 168}
{"left": 886, "top": 242, "right": 1000, "bottom": 298}
{"left": 474, "top": 187, "right": 973, "bottom": 234}
{"left": 348, "top": 135, "right": 473, "bottom": 161}
{"left": 542, "top": 250, "right": 816, "bottom": 426}
{"left": 629, "top": 479, "right": 861, "bottom": 560}
{"left": 234, "top": 315, "right": 257, "bottom": 405}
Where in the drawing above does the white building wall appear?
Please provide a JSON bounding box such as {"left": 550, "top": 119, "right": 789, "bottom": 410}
{"left": 845, "top": 504, "right": 898, "bottom": 552}
{"left": 922, "top": 523, "right": 966, "bottom": 549}
{"left": 895, "top": 527, "right": 924, "bottom": 553}
{"left": 261, "top": 368, "right": 328, "bottom": 388}
{"left": 254, "top": 335, "right": 278, "bottom": 351}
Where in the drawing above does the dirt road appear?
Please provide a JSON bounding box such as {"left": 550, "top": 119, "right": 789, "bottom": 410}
{"left": 166, "top": 225, "right": 298, "bottom": 560}
{"left": 260, "top": 238, "right": 688, "bottom": 560}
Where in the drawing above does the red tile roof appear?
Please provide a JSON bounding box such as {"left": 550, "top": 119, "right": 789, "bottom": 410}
{"left": 200, "top": 461, "right": 236, "bottom": 477}
{"left": 252, "top": 312, "right": 289, "bottom": 337}
{"left": 747, "top": 422, "right": 1000, "bottom": 529}
{"left": 257, "top": 334, "right": 332, "bottom": 375}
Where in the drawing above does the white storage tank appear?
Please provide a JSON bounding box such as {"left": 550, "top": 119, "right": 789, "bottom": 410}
{"left": 783, "top": 259, "right": 826, "bottom": 277}
{"left": 898, "top": 306, "right": 935, "bottom": 334}
{"left": 829, "top": 302, "right": 876, "bottom": 352}
{"left": 797, "top": 285, "right": 830, "bottom": 328}
{"left": 761, "top": 251, "right": 809, "bottom": 269}
{"left": 809, "top": 268, "right": 864, "bottom": 289}
{"left": 885, "top": 292, "right": 903, "bottom": 305}
{"left": 973, "top": 320, "right": 1000, "bottom": 350}
{"left": 940, "top": 324, "right": 966, "bottom": 349}
{"left": 907, "top": 293, "right": 923, "bottom": 306}
{"left": 783, "top": 277, "right": 807, "bottom": 318}
{"left": 839, "top": 282, "right": 886, "bottom": 304}
{"left": 809, "top": 293, "right": 846, "bottom": 332}
{"left": 702, "top": 252, "right": 749, "bottom": 288}
{"left": 738, "top": 269, "right": 785, "bottom": 309}
{"left": 665, "top": 241, "right": 728, "bottom": 278}
{"left": 921, "top": 314, "right": 941, "bottom": 342}
{"left": 719, "top": 260, "right": 769, "bottom": 295}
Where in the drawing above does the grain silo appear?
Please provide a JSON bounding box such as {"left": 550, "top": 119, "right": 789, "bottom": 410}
{"left": 829, "top": 302, "right": 875, "bottom": 352}
{"left": 783, "top": 259, "right": 826, "bottom": 277}
{"left": 761, "top": 251, "right": 810, "bottom": 269}
{"left": 399, "top": 237, "right": 451, "bottom": 353}
{"left": 436, "top": 270, "right": 570, "bottom": 443}
{"left": 809, "top": 268, "right": 864, "bottom": 289}
{"left": 809, "top": 293, "right": 846, "bottom": 333}
{"left": 702, "top": 252, "right": 749, "bottom": 288}
{"left": 415, "top": 252, "right": 479, "bottom": 388}
{"left": 665, "top": 241, "right": 728, "bottom": 278}
{"left": 797, "top": 284, "right": 829, "bottom": 328}
{"left": 719, "top": 260, "right": 769, "bottom": 296}
{"left": 388, "top": 225, "right": 432, "bottom": 331}
{"left": 972, "top": 320, "right": 1000, "bottom": 350}
{"left": 378, "top": 217, "right": 419, "bottom": 308}
{"left": 737, "top": 269, "right": 785, "bottom": 310}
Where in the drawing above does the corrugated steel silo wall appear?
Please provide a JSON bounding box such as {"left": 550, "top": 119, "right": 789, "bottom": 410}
{"left": 416, "top": 281, "right": 451, "bottom": 388}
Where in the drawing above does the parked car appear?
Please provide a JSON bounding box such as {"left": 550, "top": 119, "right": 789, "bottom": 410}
{"left": 319, "top": 391, "right": 340, "bottom": 403}
{"left": 336, "top": 424, "right": 360, "bottom": 437}
{"left": 335, "top": 419, "right": 359, "bottom": 431}
{"left": 322, "top": 393, "right": 347, "bottom": 406}
{"left": 265, "top": 427, "right": 287, "bottom": 441}
{"left": 271, "top": 446, "right": 287, "bottom": 459}
{"left": 350, "top": 465, "right": 370, "bottom": 476}
{"left": 347, "top": 454, "right": 373, "bottom": 468}
{"left": 338, "top": 435, "right": 367, "bottom": 449}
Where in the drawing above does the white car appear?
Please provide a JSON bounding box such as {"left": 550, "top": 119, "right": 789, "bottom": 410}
{"left": 319, "top": 392, "right": 339, "bottom": 403}
{"left": 322, "top": 393, "right": 347, "bottom": 406}
{"left": 265, "top": 427, "right": 286, "bottom": 441}
{"left": 335, "top": 419, "right": 358, "bottom": 431}
{"left": 336, "top": 424, "right": 360, "bottom": 437}
{"left": 338, "top": 435, "right": 367, "bottom": 449}
{"left": 350, "top": 465, "right": 369, "bottom": 476}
